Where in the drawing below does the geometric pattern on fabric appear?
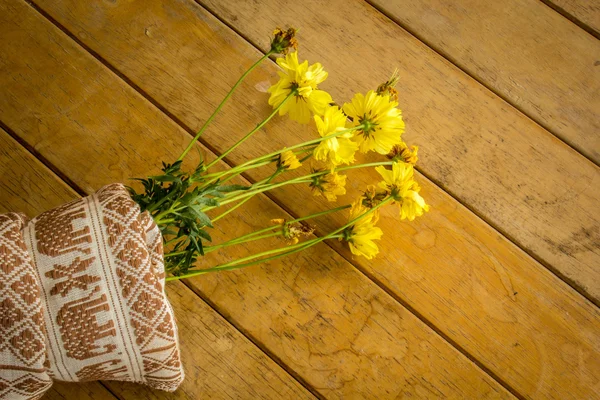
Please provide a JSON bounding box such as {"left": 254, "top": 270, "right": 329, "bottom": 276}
{"left": 0, "top": 213, "right": 52, "bottom": 400}
{"left": 1, "top": 183, "right": 183, "bottom": 399}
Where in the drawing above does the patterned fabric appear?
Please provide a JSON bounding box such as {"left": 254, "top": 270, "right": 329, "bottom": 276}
{"left": 0, "top": 213, "right": 52, "bottom": 400}
{"left": 0, "top": 184, "right": 184, "bottom": 399}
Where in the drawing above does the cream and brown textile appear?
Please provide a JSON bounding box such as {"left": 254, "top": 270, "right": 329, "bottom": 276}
{"left": 0, "top": 184, "right": 183, "bottom": 399}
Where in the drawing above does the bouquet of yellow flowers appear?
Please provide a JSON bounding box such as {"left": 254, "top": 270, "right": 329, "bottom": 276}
{"left": 131, "top": 27, "right": 429, "bottom": 281}
{"left": 0, "top": 27, "right": 428, "bottom": 399}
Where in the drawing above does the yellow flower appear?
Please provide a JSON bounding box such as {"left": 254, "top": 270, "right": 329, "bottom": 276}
{"left": 268, "top": 52, "right": 332, "bottom": 123}
{"left": 375, "top": 162, "right": 429, "bottom": 221}
{"left": 278, "top": 150, "right": 302, "bottom": 170}
{"left": 310, "top": 170, "right": 346, "bottom": 202}
{"left": 343, "top": 90, "right": 405, "bottom": 154}
{"left": 343, "top": 200, "right": 383, "bottom": 259}
{"left": 313, "top": 106, "right": 358, "bottom": 166}
{"left": 387, "top": 142, "right": 418, "bottom": 165}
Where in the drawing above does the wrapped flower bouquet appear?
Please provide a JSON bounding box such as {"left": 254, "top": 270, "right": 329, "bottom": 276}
{"left": 0, "top": 28, "right": 428, "bottom": 399}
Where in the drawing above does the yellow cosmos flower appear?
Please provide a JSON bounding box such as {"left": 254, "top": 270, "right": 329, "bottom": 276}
{"left": 343, "top": 90, "right": 405, "bottom": 155}
{"left": 375, "top": 162, "right": 429, "bottom": 221}
{"left": 310, "top": 170, "right": 347, "bottom": 202}
{"left": 313, "top": 106, "right": 358, "bottom": 166}
{"left": 268, "top": 52, "right": 332, "bottom": 124}
{"left": 343, "top": 200, "right": 383, "bottom": 259}
{"left": 278, "top": 150, "right": 302, "bottom": 170}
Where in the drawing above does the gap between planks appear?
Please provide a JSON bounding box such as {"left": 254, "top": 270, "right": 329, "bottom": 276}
{"left": 364, "top": 0, "right": 600, "bottom": 169}
{"left": 539, "top": 0, "right": 600, "bottom": 39}
{"left": 0, "top": 120, "right": 320, "bottom": 399}
{"left": 20, "top": 1, "right": 525, "bottom": 398}
{"left": 22, "top": 0, "right": 599, "bottom": 395}
{"left": 0, "top": 103, "right": 320, "bottom": 400}
{"left": 6, "top": 4, "right": 323, "bottom": 398}
{"left": 194, "top": 0, "right": 600, "bottom": 309}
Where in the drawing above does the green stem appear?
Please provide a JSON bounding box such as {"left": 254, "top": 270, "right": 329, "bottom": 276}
{"left": 147, "top": 188, "right": 179, "bottom": 213}
{"left": 205, "top": 159, "right": 394, "bottom": 211}
{"left": 211, "top": 195, "right": 254, "bottom": 223}
{"left": 204, "top": 91, "right": 295, "bottom": 170}
{"left": 166, "top": 200, "right": 389, "bottom": 281}
{"left": 166, "top": 234, "right": 345, "bottom": 279}
{"left": 210, "top": 203, "right": 350, "bottom": 248}
{"left": 225, "top": 126, "right": 361, "bottom": 174}
{"left": 204, "top": 176, "right": 313, "bottom": 211}
{"left": 201, "top": 158, "right": 275, "bottom": 182}
{"left": 203, "top": 231, "right": 281, "bottom": 254}
{"left": 209, "top": 146, "right": 314, "bottom": 188}
{"left": 178, "top": 51, "right": 273, "bottom": 161}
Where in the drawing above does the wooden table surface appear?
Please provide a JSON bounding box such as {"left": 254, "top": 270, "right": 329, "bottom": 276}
{"left": 1, "top": 0, "right": 599, "bottom": 398}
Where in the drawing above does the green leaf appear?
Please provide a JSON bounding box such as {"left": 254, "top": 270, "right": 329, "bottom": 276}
{"left": 196, "top": 197, "right": 219, "bottom": 207}
{"left": 197, "top": 229, "right": 212, "bottom": 242}
{"left": 188, "top": 206, "right": 213, "bottom": 228}
{"left": 149, "top": 175, "right": 180, "bottom": 182}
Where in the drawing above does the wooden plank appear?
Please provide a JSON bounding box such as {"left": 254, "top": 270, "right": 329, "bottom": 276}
{"left": 42, "top": 382, "right": 116, "bottom": 400}
{"left": 0, "top": 132, "right": 118, "bottom": 400}
{"left": 0, "top": 1, "right": 514, "bottom": 398}
{"left": 30, "top": 0, "right": 600, "bottom": 304}
{"left": 195, "top": 0, "right": 600, "bottom": 305}
{"left": 0, "top": 134, "right": 314, "bottom": 399}
{"left": 545, "top": 0, "right": 600, "bottom": 36}
{"left": 20, "top": 0, "right": 600, "bottom": 398}
{"left": 367, "top": 0, "right": 600, "bottom": 164}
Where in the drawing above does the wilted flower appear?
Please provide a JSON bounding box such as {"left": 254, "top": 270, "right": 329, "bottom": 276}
{"left": 376, "top": 69, "right": 400, "bottom": 101}
{"left": 270, "top": 27, "right": 298, "bottom": 54}
{"left": 361, "top": 185, "right": 388, "bottom": 208}
{"left": 387, "top": 142, "right": 418, "bottom": 165}
{"left": 271, "top": 218, "right": 314, "bottom": 245}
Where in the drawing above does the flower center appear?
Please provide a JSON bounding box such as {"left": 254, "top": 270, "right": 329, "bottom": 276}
{"left": 289, "top": 82, "right": 300, "bottom": 94}
{"left": 359, "top": 115, "right": 377, "bottom": 136}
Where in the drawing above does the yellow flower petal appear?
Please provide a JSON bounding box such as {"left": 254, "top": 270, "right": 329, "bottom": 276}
{"left": 268, "top": 52, "right": 332, "bottom": 124}
{"left": 313, "top": 106, "right": 358, "bottom": 166}
{"left": 345, "top": 200, "right": 383, "bottom": 259}
{"left": 343, "top": 90, "right": 405, "bottom": 154}
{"left": 375, "top": 162, "right": 429, "bottom": 221}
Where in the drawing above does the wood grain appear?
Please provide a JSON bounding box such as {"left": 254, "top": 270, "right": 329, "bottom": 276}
{"left": 197, "top": 0, "right": 600, "bottom": 303}
{"left": 545, "top": 0, "right": 600, "bottom": 36}
{"left": 21, "top": 0, "right": 600, "bottom": 398}
{"left": 43, "top": 382, "right": 117, "bottom": 400}
{"left": 0, "top": 1, "right": 513, "bottom": 398}
{"left": 30, "top": 0, "right": 600, "bottom": 303}
{"left": 368, "top": 0, "right": 600, "bottom": 164}
{"left": 23, "top": 2, "right": 599, "bottom": 396}
{"left": 0, "top": 130, "right": 313, "bottom": 400}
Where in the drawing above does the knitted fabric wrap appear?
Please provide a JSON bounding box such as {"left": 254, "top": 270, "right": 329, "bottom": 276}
{"left": 0, "top": 184, "right": 184, "bottom": 399}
